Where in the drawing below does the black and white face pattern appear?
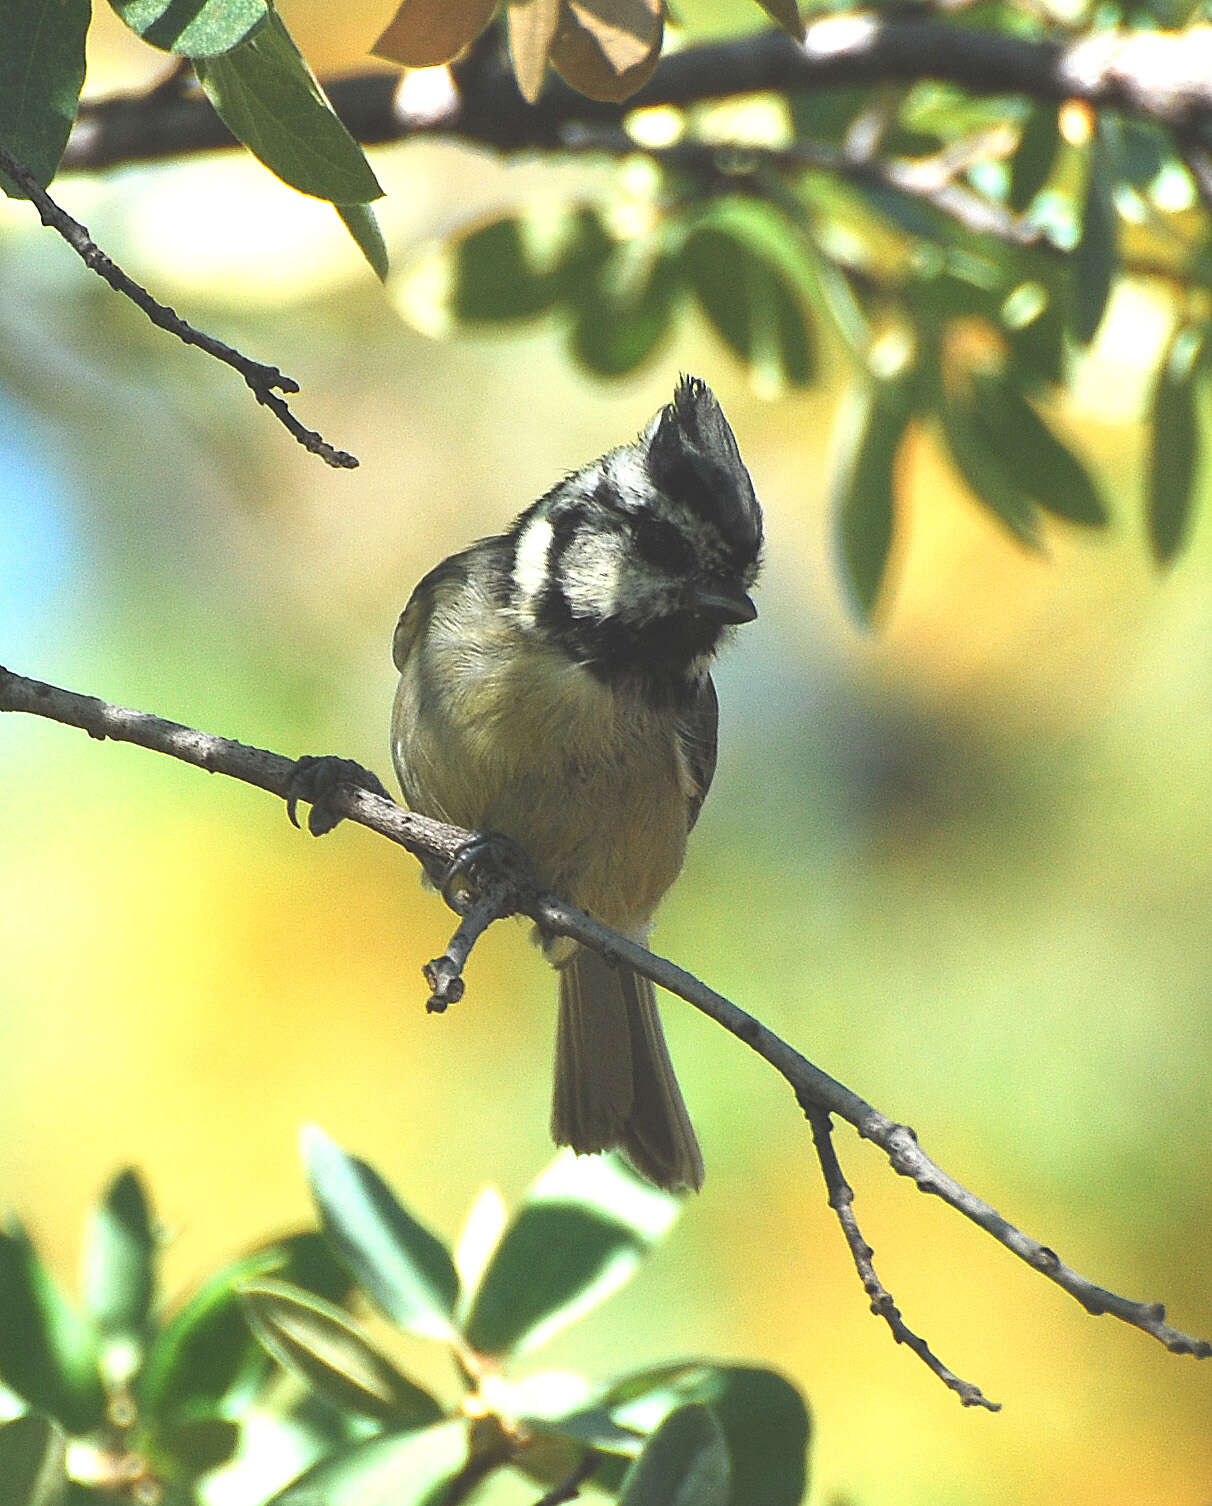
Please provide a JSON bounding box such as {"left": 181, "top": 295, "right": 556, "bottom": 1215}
{"left": 507, "top": 378, "right": 763, "bottom": 694}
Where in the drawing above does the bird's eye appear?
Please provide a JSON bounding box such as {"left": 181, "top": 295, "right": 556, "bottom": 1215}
{"left": 634, "top": 517, "right": 694, "bottom": 573}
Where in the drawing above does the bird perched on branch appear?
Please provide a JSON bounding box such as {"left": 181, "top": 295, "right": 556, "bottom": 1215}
{"left": 390, "top": 376, "right": 763, "bottom": 1190}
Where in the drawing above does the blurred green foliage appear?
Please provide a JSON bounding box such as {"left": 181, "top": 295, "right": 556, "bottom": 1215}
{"left": 5, "top": 0, "right": 1212, "bottom": 615}
{"left": 0, "top": 1145, "right": 809, "bottom": 1505}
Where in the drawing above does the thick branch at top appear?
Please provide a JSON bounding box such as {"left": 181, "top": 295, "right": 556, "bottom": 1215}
{"left": 61, "top": 17, "right": 1212, "bottom": 175}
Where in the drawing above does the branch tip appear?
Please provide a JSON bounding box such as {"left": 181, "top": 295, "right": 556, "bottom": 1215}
{"left": 0, "top": 144, "right": 356, "bottom": 468}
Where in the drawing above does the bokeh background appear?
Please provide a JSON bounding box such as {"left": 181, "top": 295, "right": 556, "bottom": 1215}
{"left": 2, "top": 2, "right": 1210, "bottom": 1503}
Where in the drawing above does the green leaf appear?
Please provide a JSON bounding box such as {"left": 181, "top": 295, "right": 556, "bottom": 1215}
{"left": 1071, "top": 123, "right": 1118, "bottom": 346}
{"left": 683, "top": 205, "right": 816, "bottom": 389}
{"left": 302, "top": 1127, "right": 459, "bottom": 1341}
{"left": 606, "top": 1364, "right": 809, "bottom": 1506}
{"left": 0, "top": 0, "right": 90, "bottom": 196}
{"left": 463, "top": 1153, "right": 679, "bottom": 1358}
{"left": 193, "top": 11, "right": 383, "bottom": 204}
{"left": 0, "top": 1228, "right": 105, "bottom": 1435}
{"left": 1148, "top": 325, "right": 1204, "bottom": 564}
{"left": 138, "top": 1231, "right": 351, "bottom": 1422}
{"left": 452, "top": 217, "right": 563, "bottom": 323}
{"left": 240, "top": 1279, "right": 444, "bottom": 1425}
{"left": 1002, "top": 280, "right": 1065, "bottom": 387}
{"left": 84, "top": 1169, "right": 156, "bottom": 1344}
{"left": 833, "top": 376, "right": 915, "bottom": 623}
{"left": 1009, "top": 105, "right": 1060, "bottom": 213}
{"left": 569, "top": 248, "right": 681, "bottom": 377}
{"left": 619, "top": 1405, "right": 730, "bottom": 1506}
{"left": 939, "top": 392, "right": 1041, "bottom": 545}
{"left": 336, "top": 202, "right": 389, "bottom": 281}
{"left": 151, "top": 1417, "right": 241, "bottom": 1481}
{"left": 106, "top": 0, "right": 267, "bottom": 56}
{"left": 969, "top": 371, "right": 1107, "bottom": 527}
{"left": 267, "top": 1420, "right": 469, "bottom": 1506}
{"left": 0, "top": 1414, "right": 67, "bottom": 1506}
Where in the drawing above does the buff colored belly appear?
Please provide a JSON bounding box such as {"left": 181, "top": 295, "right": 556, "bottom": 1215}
{"left": 392, "top": 633, "right": 688, "bottom": 934}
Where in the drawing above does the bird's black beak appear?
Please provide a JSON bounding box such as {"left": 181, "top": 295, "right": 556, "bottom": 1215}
{"left": 693, "top": 585, "right": 758, "bottom": 625}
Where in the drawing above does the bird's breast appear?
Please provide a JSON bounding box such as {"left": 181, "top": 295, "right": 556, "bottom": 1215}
{"left": 392, "top": 614, "right": 691, "bottom": 932}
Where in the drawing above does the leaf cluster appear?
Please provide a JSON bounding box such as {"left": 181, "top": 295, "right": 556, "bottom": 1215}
{"left": 5, "top": 0, "right": 1212, "bottom": 607}
{"left": 0, "top": 0, "right": 388, "bottom": 278}
{"left": 0, "top": 1136, "right": 810, "bottom": 1505}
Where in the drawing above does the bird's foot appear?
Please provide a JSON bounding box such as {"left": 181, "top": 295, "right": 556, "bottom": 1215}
{"left": 284, "top": 755, "right": 392, "bottom": 836}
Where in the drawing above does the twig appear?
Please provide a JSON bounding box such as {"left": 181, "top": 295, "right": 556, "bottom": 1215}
{"left": 2, "top": 664, "right": 1209, "bottom": 1401}
{"left": 531, "top": 1453, "right": 599, "bottom": 1505}
{"left": 424, "top": 886, "right": 519, "bottom": 1012}
{"left": 0, "top": 145, "right": 357, "bottom": 469}
{"left": 806, "top": 1109, "right": 999, "bottom": 1410}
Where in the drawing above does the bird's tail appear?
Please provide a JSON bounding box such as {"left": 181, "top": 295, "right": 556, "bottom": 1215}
{"left": 552, "top": 944, "right": 704, "bottom": 1191}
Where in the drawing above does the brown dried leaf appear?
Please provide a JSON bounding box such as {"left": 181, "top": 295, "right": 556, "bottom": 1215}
{"left": 753, "top": 0, "right": 804, "bottom": 41}
{"left": 507, "top": 0, "right": 562, "bottom": 101}
{"left": 372, "top": 0, "right": 498, "bottom": 67}
{"left": 549, "top": 0, "right": 663, "bottom": 101}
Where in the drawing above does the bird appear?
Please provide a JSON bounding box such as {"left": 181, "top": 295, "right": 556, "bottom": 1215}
{"left": 387, "top": 376, "right": 763, "bottom": 1191}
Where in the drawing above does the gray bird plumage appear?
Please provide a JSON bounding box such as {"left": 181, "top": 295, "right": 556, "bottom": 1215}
{"left": 390, "top": 377, "right": 762, "bottom": 1190}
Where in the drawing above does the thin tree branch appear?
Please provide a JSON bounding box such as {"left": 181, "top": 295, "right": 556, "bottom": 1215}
{"left": 806, "top": 1108, "right": 998, "bottom": 1410}
{"left": 0, "top": 145, "right": 357, "bottom": 469}
{"left": 58, "top": 19, "right": 1212, "bottom": 178}
{"left": 2, "top": 664, "right": 1209, "bottom": 1403}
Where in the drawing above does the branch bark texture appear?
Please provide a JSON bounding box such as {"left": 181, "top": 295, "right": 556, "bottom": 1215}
{"left": 60, "top": 18, "right": 1212, "bottom": 176}
{"left": 2, "top": 663, "right": 1208, "bottom": 1409}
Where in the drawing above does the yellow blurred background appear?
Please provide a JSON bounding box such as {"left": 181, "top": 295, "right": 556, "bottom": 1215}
{"left": 1, "top": 3, "right": 1210, "bottom": 1504}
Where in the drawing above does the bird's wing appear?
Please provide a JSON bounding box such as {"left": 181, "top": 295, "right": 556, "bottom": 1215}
{"left": 676, "top": 674, "right": 720, "bottom": 832}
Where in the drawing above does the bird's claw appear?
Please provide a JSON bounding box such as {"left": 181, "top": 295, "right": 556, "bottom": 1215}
{"left": 439, "top": 831, "right": 532, "bottom": 910}
{"left": 285, "top": 755, "right": 392, "bottom": 836}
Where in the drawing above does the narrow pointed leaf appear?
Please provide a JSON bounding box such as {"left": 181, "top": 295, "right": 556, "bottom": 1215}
{"left": 0, "top": 1229, "right": 105, "bottom": 1435}
{"left": 84, "top": 1169, "right": 156, "bottom": 1342}
{"left": 753, "top": 0, "right": 804, "bottom": 40}
{"left": 194, "top": 11, "right": 383, "bottom": 204}
{"left": 138, "top": 1231, "right": 351, "bottom": 1421}
{"left": 1009, "top": 105, "right": 1060, "bottom": 212}
{"left": 373, "top": 0, "right": 497, "bottom": 68}
{"left": 620, "top": 1405, "right": 730, "bottom": 1506}
{"left": 970, "top": 372, "right": 1107, "bottom": 526}
{"left": 453, "top": 218, "right": 562, "bottom": 322}
{"left": 833, "top": 377, "right": 914, "bottom": 623}
{"left": 1148, "top": 325, "right": 1204, "bottom": 564}
{"left": 683, "top": 203, "right": 818, "bottom": 389}
{"left": 940, "top": 394, "right": 1041, "bottom": 545}
{"left": 302, "top": 1127, "right": 459, "bottom": 1340}
{"left": 0, "top": 1414, "right": 67, "bottom": 1506}
{"left": 570, "top": 249, "right": 681, "bottom": 377}
{"left": 240, "top": 1279, "right": 444, "bottom": 1425}
{"left": 508, "top": 0, "right": 562, "bottom": 102}
{"left": 336, "top": 202, "right": 390, "bottom": 281}
{"left": 151, "top": 1417, "right": 241, "bottom": 1481}
{"left": 0, "top": 0, "right": 90, "bottom": 196}
{"left": 267, "top": 1420, "right": 469, "bottom": 1506}
{"left": 463, "top": 1153, "right": 678, "bottom": 1358}
{"left": 1072, "top": 124, "right": 1118, "bottom": 346}
{"left": 605, "top": 1363, "right": 809, "bottom": 1506}
{"left": 106, "top": 0, "right": 267, "bottom": 56}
